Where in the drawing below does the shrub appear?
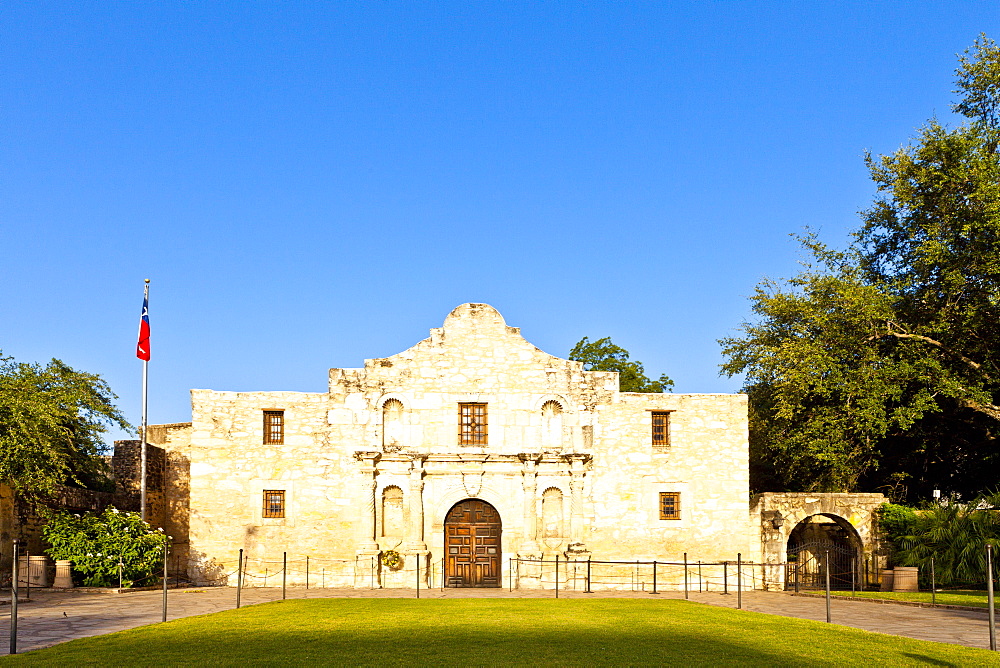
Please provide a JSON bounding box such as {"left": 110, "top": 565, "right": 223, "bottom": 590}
{"left": 877, "top": 493, "right": 1000, "bottom": 587}
{"left": 876, "top": 503, "right": 917, "bottom": 543}
{"left": 42, "top": 506, "right": 168, "bottom": 587}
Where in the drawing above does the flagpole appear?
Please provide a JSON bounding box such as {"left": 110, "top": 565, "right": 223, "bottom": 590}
{"left": 140, "top": 279, "right": 149, "bottom": 521}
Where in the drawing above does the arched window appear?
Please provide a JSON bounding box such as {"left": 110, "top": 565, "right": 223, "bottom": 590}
{"left": 541, "top": 487, "right": 564, "bottom": 539}
{"left": 381, "top": 486, "right": 404, "bottom": 538}
{"left": 541, "top": 400, "right": 563, "bottom": 450}
{"left": 383, "top": 399, "right": 404, "bottom": 450}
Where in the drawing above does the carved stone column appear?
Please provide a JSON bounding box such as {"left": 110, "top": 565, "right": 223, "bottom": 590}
{"left": 563, "top": 454, "right": 591, "bottom": 549}
{"left": 405, "top": 454, "right": 428, "bottom": 552}
{"left": 518, "top": 453, "right": 541, "bottom": 555}
{"left": 354, "top": 451, "right": 381, "bottom": 555}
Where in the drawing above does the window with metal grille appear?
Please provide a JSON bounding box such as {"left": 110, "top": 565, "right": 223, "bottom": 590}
{"left": 263, "top": 410, "right": 284, "bottom": 444}
{"left": 263, "top": 490, "right": 285, "bottom": 518}
{"left": 651, "top": 411, "right": 670, "bottom": 446}
{"left": 659, "top": 492, "right": 681, "bottom": 520}
{"left": 458, "top": 403, "right": 488, "bottom": 445}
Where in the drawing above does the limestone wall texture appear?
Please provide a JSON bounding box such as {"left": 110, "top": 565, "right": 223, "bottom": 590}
{"left": 154, "top": 304, "right": 753, "bottom": 589}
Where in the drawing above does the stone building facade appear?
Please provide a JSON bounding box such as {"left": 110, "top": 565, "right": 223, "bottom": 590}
{"left": 153, "top": 304, "right": 753, "bottom": 589}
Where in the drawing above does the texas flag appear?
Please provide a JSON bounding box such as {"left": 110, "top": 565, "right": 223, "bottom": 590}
{"left": 136, "top": 294, "right": 150, "bottom": 361}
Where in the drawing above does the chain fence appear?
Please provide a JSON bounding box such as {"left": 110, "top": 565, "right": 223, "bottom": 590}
{"left": 4, "top": 543, "right": 999, "bottom": 654}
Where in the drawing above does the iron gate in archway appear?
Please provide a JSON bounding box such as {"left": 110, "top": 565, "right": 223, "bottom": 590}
{"left": 785, "top": 541, "right": 858, "bottom": 591}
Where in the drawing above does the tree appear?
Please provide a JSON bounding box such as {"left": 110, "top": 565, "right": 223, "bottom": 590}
{"left": 570, "top": 337, "right": 674, "bottom": 392}
{"left": 721, "top": 36, "right": 1000, "bottom": 499}
{"left": 0, "top": 352, "right": 130, "bottom": 504}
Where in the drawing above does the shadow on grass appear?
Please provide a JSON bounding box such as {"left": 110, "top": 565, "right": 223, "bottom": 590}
{"left": 899, "top": 654, "right": 963, "bottom": 668}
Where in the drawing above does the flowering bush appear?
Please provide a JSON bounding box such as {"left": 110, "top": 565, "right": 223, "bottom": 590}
{"left": 42, "top": 506, "right": 168, "bottom": 587}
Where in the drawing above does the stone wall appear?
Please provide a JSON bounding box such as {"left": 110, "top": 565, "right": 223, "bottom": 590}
{"left": 143, "top": 423, "right": 193, "bottom": 575}
{"left": 0, "top": 482, "right": 122, "bottom": 579}
{"left": 156, "top": 304, "right": 753, "bottom": 589}
{"left": 112, "top": 440, "right": 166, "bottom": 529}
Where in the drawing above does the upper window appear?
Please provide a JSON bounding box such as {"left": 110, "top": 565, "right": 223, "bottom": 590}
{"left": 459, "top": 403, "right": 488, "bottom": 445}
{"left": 659, "top": 492, "right": 681, "bottom": 520}
{"left": 263, "top": 490, "right": 285, "bottom": 518}
{"left": 651, "top": 411, "right": 670, "bottom": 447}
{"left": 264, "top": 410, "right": 285, "bottom": 445}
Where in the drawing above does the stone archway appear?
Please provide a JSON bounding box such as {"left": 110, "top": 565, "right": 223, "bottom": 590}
{"left": 751, "top": 492, "right": 887, "bottom": 591}
{"left": 786, "top": 513, "right": 863, "bottom": 590}
{"left": 444, "top": 498, "right": 502, "bottom": 587}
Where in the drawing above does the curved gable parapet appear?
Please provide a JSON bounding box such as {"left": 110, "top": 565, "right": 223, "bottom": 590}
{"left": 365, "top": 303, "right": 578, "bottom": 368}
{"left": 327, "top": 304, "right": 614, "bottom": 403}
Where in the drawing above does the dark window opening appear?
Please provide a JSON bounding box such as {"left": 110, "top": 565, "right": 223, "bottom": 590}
{"left": 459, "top": 403, "right": 488, "bottom": 445}
{"left": 659, "top": 492, "right": 680, "bottom": 520}
{"left": 263, "top": 490, "right": 285, "bottom": 518}
{"left": 264, "top": 410, "right": 284, "bottom": 445}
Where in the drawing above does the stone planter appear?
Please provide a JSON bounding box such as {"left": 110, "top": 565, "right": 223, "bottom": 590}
{"left": 880, "top": 569, "right": 894, "bottom": 592}
{"left": 17, "top": 555, "right": 51, "bottom": 587}
{"left": 892, "top": 566, "right": 919, "bottom": 592}
{"left": 53, "top": 560, "right": 74, "bottom": 588}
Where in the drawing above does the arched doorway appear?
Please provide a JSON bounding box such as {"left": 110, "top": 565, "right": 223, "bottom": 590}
{"left": 786, "top": 514, "right": 862, "bottom": 590}
{"left": 444, "top": 498, "right": 501, "bottom": 588}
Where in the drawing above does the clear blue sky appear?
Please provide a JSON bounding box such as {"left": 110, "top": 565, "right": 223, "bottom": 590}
{"left": 2, "top": 2, "right": 998, "bottom": 443}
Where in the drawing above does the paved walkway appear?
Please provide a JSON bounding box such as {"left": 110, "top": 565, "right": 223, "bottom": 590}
{"left": 1, "top": 586, "right": 996, "bottom": 655}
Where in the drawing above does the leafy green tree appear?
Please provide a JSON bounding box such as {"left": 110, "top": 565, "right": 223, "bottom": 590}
{"left": 570, "top": 337, "right": 674, "bottom": 392}
{"left": 0, "top": 352, "right": 129, "bottom": 504}
{"left": 42, "top": 507, "right": 168, "bottom": 587}
{"left": 721, "top": 36, "right": 1000, "bottom": 498}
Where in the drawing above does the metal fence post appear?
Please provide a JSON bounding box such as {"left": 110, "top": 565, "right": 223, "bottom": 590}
{"left": 698, "top": 560, "right": 703, "bottom": 593}
{"left": 236, "top": 548, "right": 244, "bottom": 609}
{"left": 652, "top": 561, "right": 658, "bottom": 595}
{"left": 825, "top": 549, "right": 832, "bottom": 624}
{"left": 586, "top": 557, "right": 591, "bottom": 593}
{"left": 737, "top": 553, "right": 742, "bottom": 610}
{"left": 987, "top": 544, "right": 995, "bottom": 652}
{"left": 306, "top": 556, "right": 310, "bottom": 591}
{"left": 282, "top": 552, "right": 287, "bottom": 600}
{"left": 930, "top": 556, "right": 936, "bottom": 606}
{"left": 555, "top": 554, "right": 559, "bottom": 599}
{"left": 10, "top": 541, "right": 18, "bottom": 655}
{"left": 851, "top": 556, "right": 856, "bottom": 596}
{"left": 416, "top": 556, "right": 420, "bottom": 599}
{"left": 723, "top": 561, "right": 728, "bottom": 595}
{"left": 162, "top": 541, "right": 168, "bottom": 623}
{"left": 684, "top": 553, "right": 689, "bottom": 600}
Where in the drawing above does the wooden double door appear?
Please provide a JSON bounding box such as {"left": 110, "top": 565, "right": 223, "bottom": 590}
{"left": 445, "top": 499, "right": 502, "bottom": 587}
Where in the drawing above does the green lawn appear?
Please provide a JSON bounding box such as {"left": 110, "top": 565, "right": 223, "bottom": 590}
{"left": 829, "top": 589, "right": 998, "bottom": 609}
{"left": 2, "top": 599, "right": 997, "bottom": 667}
